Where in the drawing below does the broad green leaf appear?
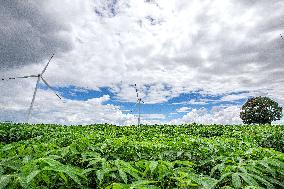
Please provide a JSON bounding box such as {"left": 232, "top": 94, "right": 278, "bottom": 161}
{"left": 41, "top": 174, "right": 50, "bottom": 185}
{"left": 38, "top": 158, "right": 61, "bottom": 167}
{"left": 0, "top": 175, "right": 12, "bottom": 189}
{"left": 117, "top": 161, "right": 140, "bottom": 179}
{"left": 232, "top": 173, "right": 241, "bottom": 189}
{"left": 119, "top": 170, "right": 128, "bottom": 184}
{"left": 258, "top": 161, "right": 276, "bottom": 176}
{"left": 266, "top": 159, "right": 284, "bottom": 169}
{"left": 96, "top": 170, "right": 104, "bottom": 183}
{"left": 26, "top": 170, "right": 40, "bottom": 183}
{"left": 60, "top": 146, "right": 70, "bottom": 157}
{"left": 264, "top": 177, "right": 284, "bottom": 188}
{"left": 106, "top": 183, "right": 130, "bottom": 189}
{"left": 210, "top": 172, "right": 233, "bottom": 189}
{"left": 239, "top": 173, "right": 259, "bottom": 186}
{"left": 59, "top": 172, "right": 68, "bottom": 184}
{"left": 174, "top": 160, "right": 194, "bottom": 167}
{"left": 149, "top": 161, "right": 158, "bottom": 174}
{"left": 243, "top": 186, "right": 264, "bottom": 189}
{"left": 46, "top": 155, "right": 61, "bottom": 159}
{"left": 0, "top": 167, "right": 4, "bottom": 176}
{"left": 65, "top": 172, "right": 82, "bottom": 186}
{"left": 250, "top": 174, "right": 274, "bottom": 189}
{"left": 129, "top": 180, "right": 159, "bottom": 189}
{"left": 82, "top": 168, "right": 96, "bottom": 175}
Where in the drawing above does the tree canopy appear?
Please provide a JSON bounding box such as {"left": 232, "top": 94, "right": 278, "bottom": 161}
{"left": 240, "top": 96, "right": 283, "bottom": 124}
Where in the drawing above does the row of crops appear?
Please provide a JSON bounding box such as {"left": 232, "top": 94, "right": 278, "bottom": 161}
{"left": 0, "top": 123, "right": 283, "bottom": 188}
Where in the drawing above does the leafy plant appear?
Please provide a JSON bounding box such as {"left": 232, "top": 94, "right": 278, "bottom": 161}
{"left": 0, "top": 123, "right": 283, "bottom": 188}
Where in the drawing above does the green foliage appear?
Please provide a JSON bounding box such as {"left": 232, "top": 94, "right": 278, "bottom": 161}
{"left": 240, "top": 96, "right": 283, "bottom": 124}
{"left": 0, "top": 123, "right": 283, "bottom": 188}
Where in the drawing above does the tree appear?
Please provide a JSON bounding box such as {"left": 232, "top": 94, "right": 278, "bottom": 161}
{"left": 240, "top": 96, "right": 282, "bottom": 124}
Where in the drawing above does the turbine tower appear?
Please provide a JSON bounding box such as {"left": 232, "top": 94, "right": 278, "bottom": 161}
{"left": 134, "top": 84, "right": 144, "bottom": 126}
{"left": 1, "top": 54, "right": 61, "bottom": 122}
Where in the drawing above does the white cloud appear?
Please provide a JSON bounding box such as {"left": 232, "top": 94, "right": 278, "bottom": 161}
{"left": 176, "top": 107, "right": 191, "bottom": 113}
{"left": 0, "top": 80, "right": 136, "bottom": 125}
{"left": 32, "top": 94, "right": 137, "bottom": 125}
{"left": 221, "top": 93, "right": 250, "bottom": 101}
{"left": 141, "top": 114, "right": 165, "bottom": 120}
{"left": 170, "top": 106, "right": 243, "bottom": 125}
{"left": 1, "top": 0, "right": 284, "bottom": 125}
{"left": 34, "top": 0, "right": 284, "bottom": 100}
{"left": 274, "top": 118, "right": 284, "bottom": 125}
{"left": 173, "top": 99, "right": 216, "bottom": 105}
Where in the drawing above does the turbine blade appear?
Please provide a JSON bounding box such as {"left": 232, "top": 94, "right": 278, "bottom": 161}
{"left": 17, "top": 75, "right": 39, "bottom": 79}
{"left": 41, "top": 77, "right": 61, "bottom": 99}
{"left": 27, "top": 76, "right": 40, "bottom": 121}
{"left": 1, "top": 75, "right": 38, "bottom": 81}
{"left": 41, "top": 54, "right": 54, "bottom": 75}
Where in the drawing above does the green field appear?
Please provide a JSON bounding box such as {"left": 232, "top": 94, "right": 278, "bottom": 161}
{"left": 0, "top": 123, "right": 283, "bottom": 189}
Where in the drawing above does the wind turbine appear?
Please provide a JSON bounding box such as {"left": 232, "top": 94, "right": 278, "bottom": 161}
{"left": 1, "top": 54, "right": 61, "bottom": 121}
{"left": 134, "top": 84, "right": 144, "bottom": 126}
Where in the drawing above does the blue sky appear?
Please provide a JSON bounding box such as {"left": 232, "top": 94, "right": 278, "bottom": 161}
{"left": 40, "top": 84, "right": 249, "bottom": 123}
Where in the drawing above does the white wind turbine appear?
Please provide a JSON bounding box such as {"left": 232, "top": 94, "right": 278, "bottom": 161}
{"left": 1, "top": 54, "right": 61, "bottom": 121}
{"left": 134, "top": 84, "right": 144, "bottom": 126}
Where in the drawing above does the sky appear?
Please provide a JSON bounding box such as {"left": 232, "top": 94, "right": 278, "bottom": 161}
{"left": 0, "top": 0, "right": 284, "bottom": 125}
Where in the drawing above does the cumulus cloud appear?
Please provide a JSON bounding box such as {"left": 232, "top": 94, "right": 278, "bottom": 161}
{"left": 93, "top": 0, "right": 120, "bottom": 18}
{"left": 0, "top": 0, "right": 72, "bottom": 69}
{"left": 0, "top": 78, "right": 162, "bottom": 125}
{"left": 173, "top": 99, "right": 216, "bottom": 105}
{"left": 30, "top": 94, "right": 137, "bottom": 126}
{"left": 170, "top": 106, "right": 242, "bottom": 125}
{"left": 221, "top": 93, "right": 250, "bottom": 102}
{"left": 176, "top": 107, "right": 191, "bottom": 113}
{"left": 141, "top": 114, "right": 165, "bottom": 120}
{"left": 0, "top": 79, "right": 136, "bottom": 125}
{"left": 41, "top": 0, "right": 284, "bottom": 100}
{"left": 1, "top": 0, "right": 284, "bottom": 125}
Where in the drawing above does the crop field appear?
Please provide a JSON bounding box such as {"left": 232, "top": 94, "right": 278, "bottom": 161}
{"left": 0, "top": 123, "right": 283, "bottom": 189}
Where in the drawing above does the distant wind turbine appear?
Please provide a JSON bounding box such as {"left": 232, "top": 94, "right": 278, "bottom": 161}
{"left": 1, "top": 54, "right": 61, "bottom": 122}
{"left": 134, "top": 84, "right": 144, "bottom": 126}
